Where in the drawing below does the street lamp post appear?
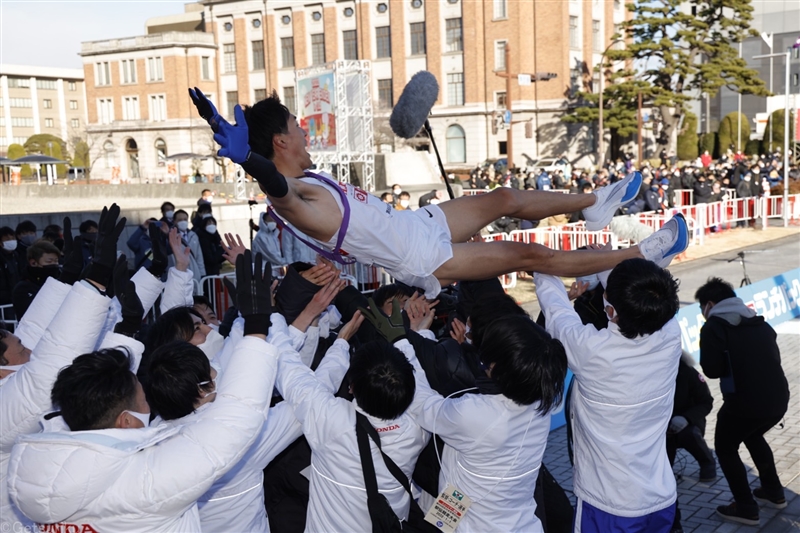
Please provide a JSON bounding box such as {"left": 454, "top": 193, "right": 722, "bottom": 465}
{"left": 598, "top": 39, "right": 625, "bottom": 170}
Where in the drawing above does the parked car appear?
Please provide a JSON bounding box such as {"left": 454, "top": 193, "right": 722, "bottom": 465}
{"left": 526, "top": 155, "right": 572, "bottom": 176}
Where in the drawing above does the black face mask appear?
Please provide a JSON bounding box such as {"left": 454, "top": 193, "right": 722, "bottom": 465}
{"left": 81, "top": 232, "right": 97, "bottom": 243}
{"left": 28, "top": 264, "right": 61, "bottom": 284}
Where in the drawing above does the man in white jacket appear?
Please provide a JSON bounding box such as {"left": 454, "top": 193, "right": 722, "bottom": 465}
{"left": 535, "top": 258, "right": 682, "bottom": 533}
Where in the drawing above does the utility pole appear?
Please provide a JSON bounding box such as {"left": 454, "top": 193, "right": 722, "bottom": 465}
{"left": 494, "top": 43, "right": 556, "bottom": 172}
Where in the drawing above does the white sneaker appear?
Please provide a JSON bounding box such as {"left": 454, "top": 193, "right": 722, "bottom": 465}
{"left": 583, "top": 171, "right": 643, "bottom": 231}
{"left": 639, "top": 214, "right": 689, "bottom": 268}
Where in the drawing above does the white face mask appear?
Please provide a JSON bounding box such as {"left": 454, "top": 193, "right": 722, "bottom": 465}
{"left": 205, "top": 224, "right": 217, "bottom": 234}
{"left": 201, "top": 213, "right": 212, "bottom": 219}
{"left": 2, "top": 240, "right": 17, "bottom": 252}
{"left": 430, "top": 198, "right": 440, "bottom": 205}
{"left": 204, "top": 196, "right": 213, "bottom": 204}
{"left": 124, "top": 410, "right": 151, "bottom": 428}
{"left": 208, "top": 322, "right": 220, "bottom": 332}
{"left": 164, "top": 210, "right": 175, "bottom": 219}
{"left": 603, "top": 295, "right": 615, "bottom": 321}
{"left": 576, "top": 274, "right": 600, "bottom": 291}
{"left": 399, "top": 199, "right": 410, "bottom": 208}
{"left": 266, "top": 222, "right": 277, "bottom": 231}
{"left": 0, "top": 364, "right": 25, "bottom": 374}
{"left": 393, "top": 189, "right": 401, "bottom": 195}
{"left": 176, "top": 220, "right": 189, "bottom": 231}
{"left": 198, "top": 328, "right": 225, "bottom": 360}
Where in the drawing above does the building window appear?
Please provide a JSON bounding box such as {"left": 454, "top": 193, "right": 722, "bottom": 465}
{"left": 411, "top": 0, "right": 423, "bottom": 8}
{"left": 311, "top": 34, "right": 326, "bottom": 65}
{"left": 495, "top": 41, "right": 507, "bottom": 71}
{"left": 121, "top": 59, "right": 137, "bottom": 84}
{"left": 103, "top": 140, "right": 116, "bottom": 169}
{"left": 446, "top": 124, "right": 466, "bottom": 163}
{"left": 201, "top": 56, "right": 211, "bottom": 80}
{"left": 281, "top": 37, "right": 295, "bottom": 68}
{"left": 155, "top": 138, "right": 168, "bottom": 166}
{"left": 794, "top": 73, "right": 799, "bottom": 87}
{"left": 284, "top": 86, "right": 296, "bottom": 115}
{"left": 252, "top": 40, "right": 265, "bottom": 70}
{"left": 147, "top": 57, "right": 163, "bottom": 81}
{"left": 69, "top": 100, "right": 78, "bottom": 110}
{"left": 10, "top": 98, "right": 32, "bottom": 108}
{"left": 252, "top": 18, "right": 261, "bottom": 28}
{"left": 614, "top": 0, "right": 621, "bottom": 9}
{"left": 496, "top": 91, "right": 506, "bottom": 109}
{"left": 378, "top": 79, "right": 393, "bottom": 109}
{"left": 377, "top": 3, "right": 388, "bottom": 14}
{"left": 36, "top": 79, "right": 56, "bottom": 90}
{"left": 410, "top": 22, "right": 426, "bottom": 55}
{"left": 71, "top": 118, "right": 79, "bottom": 128}
{"left": 570, "top": 67, "right": 582, "bottom": 94}
{"left": 344, "top": 7, "right": 354, "bottom": 17}
{"left": 343, "top": 30, "right": 358, "bottom": 60}
{"left": 592, "top": 20, "right": 601, "bottom": 51}
{"left": 569, "top": 17, "right": 579, "bottom": 48}
{"left": 254, "top": 88, "right": 267, "bottom": 102}
{"left": 98, "top": 98, "right": 114, "bottom": 124}
{"left": 44, "top": 118, "right": 54, "bottom": 128}
{"left": 95, "top": 62, "right": 111, "bottom": 86}
{"left": 445, "top": 18, "right": 463, "bottom": 53}
{"left": 312, "top": 11, "right": 322, "bottom": 21}
{"left": 11, "top": 117, "right": 34, "bottom": 127}
{"left": 69, "top": 81, "right": 77, "bottom": 91}
{"left": 281, "top": 14, "right": 291, "bottom": 25}
{"left": 122, "top": 96, "right": 140, "bottom": 120}
{"left": 149, "top": 94, "right": 166, "bottom": 122}
{"left": 447, "top": 73, "right": 464, "bottom": 106}
{"left": 493, "top": 0, "right": 507, "bottom": 19}
{"left": 223, "top": 44, "right": 236, "bottom": 73}
{"left": 43, "top": 99, "right": 53, "bottom": 109}
{"left": 376, "top": 26, "right": 391, "bottom": 58}
{"left": 224, "top": 21, "right": 233, "bottom": 32}
{"left": 226, "top": 91, "right": 239, "bottom": 118}
{"left": 7, "top": 77, "right": 30, "bottom": 88}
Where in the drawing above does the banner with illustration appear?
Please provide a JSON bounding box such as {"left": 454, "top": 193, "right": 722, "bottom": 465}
{"left": 297, "top": 71, "right": 337, "bottom": 151}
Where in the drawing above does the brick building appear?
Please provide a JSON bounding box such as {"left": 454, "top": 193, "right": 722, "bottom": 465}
{"left": 0, "top": 64, "right": 87, "bottom": 154}
{"left": 82, "top": 0, "right": 628, "bottom": 184}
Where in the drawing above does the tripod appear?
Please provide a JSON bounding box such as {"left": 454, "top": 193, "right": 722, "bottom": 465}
{"left": 727, "top": 251, "right": 752, "bottom": 287}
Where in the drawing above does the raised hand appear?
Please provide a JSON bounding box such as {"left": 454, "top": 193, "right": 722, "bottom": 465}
{"left": 113, "top": 255, "right": 144, "bottom": 337}
{"left": 188, "top": 87, "right": 228, "bottom": 133}
{"left": 214, "top": 104, "right": 251, "bottom": 164}
{"left": 235, "top": 250, "right": 273, "bottom": 336}
{"left": 450, "top": 317, "right": 468, "bottom": 344}
{"left": 222, "top": 233, "right": 247, "bottom": 265}
{"left": 358, "top": 297, "right": 407, "bottom": 344}
{"left": 59, "top": 217, "right": 84, "bottom": 285}
{"left": 147, "top": 223, "right": 169, "bottom": 279}
{"left": 404, "top": 292, "right": 438, "bottom": 332}
{"left": 86, "top": 204, "right": 126, "bottom": 289}
{"left": 337, "top": 310, "right": 364, "bottom": 342}
{"left": 168, "top": 227, "right": 191, "bottom": 272}
{"left": 300, "top": 261, "right": 337, "bottom": 287}
{"left": 292, "top": 278, "right": 346, "bottom": 332}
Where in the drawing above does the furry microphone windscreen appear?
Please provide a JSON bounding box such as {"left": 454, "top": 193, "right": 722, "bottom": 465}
{"left": 389, "top": 71, "right": 440, "bottom": 139}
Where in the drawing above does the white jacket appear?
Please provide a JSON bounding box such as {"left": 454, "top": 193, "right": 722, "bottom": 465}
{"left": 535, "top": 273, "right": 680, "bottom": 517}
{"left": 8, "top": 335, "right": 277, "bottom": 533}
{"left": 252, "top": 226, "right": 288, "bottom": 267}
{"left": 1, "top": 281, "right": 111, "bottom": 531}
{"left": 410, "top": 345, "right": 550, "bottom": 533}
{"left": 276, "top": 337, "right": 430, "bottom": 533}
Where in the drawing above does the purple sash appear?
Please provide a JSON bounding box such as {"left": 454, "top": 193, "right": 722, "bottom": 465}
{"left": 267, "top": 171, "right": 356, "bottom": 264}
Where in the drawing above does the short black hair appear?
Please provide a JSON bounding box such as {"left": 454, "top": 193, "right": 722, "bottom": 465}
{"left": 193, "top": 295, "right": 213, "bottom": 309}
{"left": 197, "top": 203, "right": 213, "bottom": 215}
{"left": 398, "top": 192, "right": 411, "bottom": 200}
{"left": 0, "top": 329, "right": 10, "bottom": 366}
{"left": 373, "top": 283, "right": 415, "bottom": 311}
{"left": 15, "top": 220, "right": 36, "bottom": 236}
{"left": 0, "top": 226, "right": 14, "bottom": 240}
{"left": 143, "top": 341, "right": 213, "bottom": 420}
{"left": 479, "top": 316, "right": 567, "bottom": 411}
{"left": 380, "top": 192, "right": 393, "bottom": 202}
{"left": 349, "top": 340, "right": 415, "bottom": 420}
{"left": 605, "top": 258, "right": 679, "bottom": 339}
{"left": 469, "top": 292, "right": 528, "bottom": 349}
{"left": 243, "top": 90, "right": 291, "bottom": 161}
{"left": 203, "top": 216, "right": 218, "bottom": 228}
{"left": 26, "top": 240, "right": 61, "bottom": 262}
{"left": 78, "top": 220, "right": 98, "bottom": 233}
{"left": 51, "top": 348, "right": 139, "bottom": 431}
{"left": 694, "top": 277, "right": 736, "bottom": 307}
{"left": 174, "top": 209, "right": 189, "bottom": 219}
{"left": 201, "top": 189, "right": 211, "bottom": 195}
{"left": 43, "top": 224, "right": 62, "bottom": 235}
{"left": 141, "top": 307, "right": 204, "bottom": 384}
{"left": 160, "top": 201, "right": 175, "bottom": 213}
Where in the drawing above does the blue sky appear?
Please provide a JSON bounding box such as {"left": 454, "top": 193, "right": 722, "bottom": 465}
{"left": 1, "top": 0, "right": 188, "bottom": 69}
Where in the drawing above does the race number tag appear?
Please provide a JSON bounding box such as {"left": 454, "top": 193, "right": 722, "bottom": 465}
{"left": 424, "top": 484, "right": 472, "bottom": 533}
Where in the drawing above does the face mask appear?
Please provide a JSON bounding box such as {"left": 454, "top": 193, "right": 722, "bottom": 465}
{"left": 651, "top": 185, "right": 659, "bottom": 191}
{"left": 29, "top": 264, "right": 62, "bottom": 281}
{"left": 197, "top": 379, "right": 217, "bottom": 400}
{"left": 124, "top": 410, "right": 151, "bottom": 428}
{"left": 201, "top": 213, "right": 212, "bottom": 219}
{"left": 204, "top": 197, "right": 213, "bottom": 204}
{"left": 2, "top": 240, "right": 17, "bottom": 252}
{"left": 164, "top": 210, "right": 175, "bottom": 219}
{"left": 463, "top": 323, "right": 473, "bottom": 345}
{"left": 81, "top": 232, "right": 97, "bottom": 243}
{"left": 576, "top": 274, "right": 600, "bottom": 291}
{"left": 266, "top": 222, "right": 277, "bottom": 231}
{"left": 744, "top": 176, "right": 751, "bottom": 182}
{"left": 603, "top": 295, "right": 615, "bottom": 321}
{"left": 393, "top": 189, "right": 401, "bottom": 195}
{"left": 208, "top": 323, "right": 220, "bottom": 332}
{"left": 0, "top": 364, "right": 25, "bottom": 374}
{"left": 399, "top": 200, "right": 409, "bottom": 208}
{"left": 661, "top": 185, "right": 669, "bottom": 190}
{"left": 205, "top": 225, "right": 217, "bottom": 234}
{"left": 19, "top": 235, "right": 36, "bottom": 247}
{"left": 198, "top": 328, "right": 225, "bottom": 360}
{"left": 176, "top": 220, "right": 189, "bottom": 231}
{"left": 430, "top": 198, "right": 440, "bottom": 205}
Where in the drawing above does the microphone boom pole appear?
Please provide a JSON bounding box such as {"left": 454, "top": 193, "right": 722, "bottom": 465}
{"left": 423, "top": 120, "right": 455, "bottom": 200}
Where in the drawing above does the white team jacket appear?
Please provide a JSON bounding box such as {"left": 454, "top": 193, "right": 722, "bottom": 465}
{"left": 1, "top": 281, "right": 111, "bottom": 531}
{"left": 535, "top": 273, "right": 681, "bottom": 517}
{"left": 275, "top": 337, "right": 431, "bottom": 533}
{"left": 7, "top": 336, "right": 277, "bottom": 533}
{"left": 410, "top": 345, "right": 551, "bottom": 533}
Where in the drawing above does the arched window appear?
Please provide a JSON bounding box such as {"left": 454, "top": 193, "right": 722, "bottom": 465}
{"left": 446, "top": 124, "right": 466, "bottom": 164}
{"left": 103, "top": 140, "right": 115, "bottom": 169}
{"left": 155, "top": 138, "right": 167, "bottom": 167}
{"left": 126, "top": 138, "right": 140, "bottom": 179}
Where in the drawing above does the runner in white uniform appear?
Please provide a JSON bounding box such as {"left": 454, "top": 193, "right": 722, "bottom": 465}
{"left": 190, "top": 89, "right": 689, "bottom": 294}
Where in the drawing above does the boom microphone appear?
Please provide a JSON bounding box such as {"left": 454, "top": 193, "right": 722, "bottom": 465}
{"left": 390, "top": 71, "right": 439, "bottom": 139}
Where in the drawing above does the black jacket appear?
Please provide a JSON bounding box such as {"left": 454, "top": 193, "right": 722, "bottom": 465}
{"left": 0, "top": 250, "right": 21, "bottom": 307}
{"left": 699, "top": 315, "right": 789, "bottom": 418}
{"left": 672, "top": 359, "right": 713, "bottom": 434}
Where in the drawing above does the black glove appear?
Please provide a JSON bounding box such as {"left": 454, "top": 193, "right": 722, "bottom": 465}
{"left": 147, "top": 224, "right": 169, "bottom": 279}
{"left": 235, "top": 250, "right": 273, "bottom": 336}
{"left": 112, "top": 255, "right": 144, "bottom": 337}
{"left": 85, "top": 204, "right": 126, "bottom": 288}
{"left": 358, "top": 297, "right": 407, "bottom": 344}
{"left": 59, "top": 217, "right": 84, "bottom": 285}
{"left": 189, "top": 87, "right": 227, "bottom": 133}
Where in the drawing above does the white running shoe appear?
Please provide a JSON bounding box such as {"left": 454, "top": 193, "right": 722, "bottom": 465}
{"left": 639, "top": 214, "right": 689, "bottom": 268}
{"left": 583, "top": 171, "right": 643, "bottom": 231}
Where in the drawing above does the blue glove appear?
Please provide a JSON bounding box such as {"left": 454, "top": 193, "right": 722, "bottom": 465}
{"left": 214, "top": 104, "right": 251, "bottom": 165}
{"left": 189, "top": 87, "right": 229, "bottom": 133}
